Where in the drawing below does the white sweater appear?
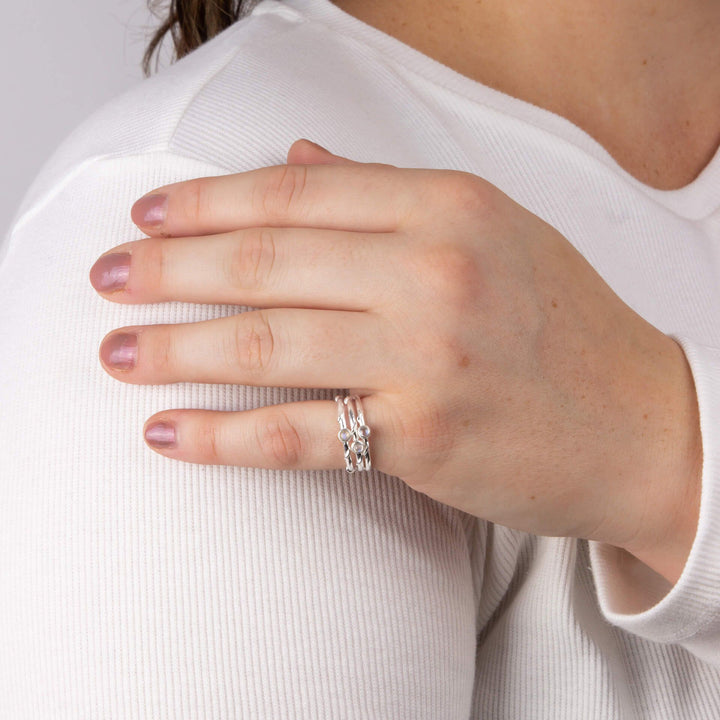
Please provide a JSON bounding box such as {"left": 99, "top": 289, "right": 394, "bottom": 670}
{"left": 2, "top": 0, "right": 720, "bottom": 717}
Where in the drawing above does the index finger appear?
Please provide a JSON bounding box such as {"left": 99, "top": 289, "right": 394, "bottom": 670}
{"left": 131, "top": 161, "right": 428, "bottom": 238}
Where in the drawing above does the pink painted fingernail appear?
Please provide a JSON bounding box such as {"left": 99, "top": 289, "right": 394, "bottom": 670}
{"left": 89, "top": 252, "right": 130, "bottom": 292}
{"left": 100, "top": 332, "right": 137, "bottom": 371}
{"left": 145, "top": 421, "right": 177, "bottom": 449}
{"left": 132, "top": 194, "right": 167, "bottom": 227}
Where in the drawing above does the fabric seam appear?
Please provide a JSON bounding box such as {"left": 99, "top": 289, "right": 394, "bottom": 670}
{"left": 0, "top": 150, "right": 241, "bottom": 280}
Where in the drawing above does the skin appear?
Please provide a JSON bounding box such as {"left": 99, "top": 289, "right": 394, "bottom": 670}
{"left": 332, "top": 0, "right": 720, "bottom": 190}
{"left": 89, "top": 0, "right": 720, "bottom": 592}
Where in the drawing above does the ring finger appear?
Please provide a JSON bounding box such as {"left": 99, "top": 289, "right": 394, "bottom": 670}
{"left": 98, "top": 308, "right": 391, "bottom": 390}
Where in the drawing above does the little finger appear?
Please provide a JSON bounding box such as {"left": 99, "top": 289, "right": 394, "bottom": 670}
{"left": 142, "top": 398, "right": 393, "bottom": 473}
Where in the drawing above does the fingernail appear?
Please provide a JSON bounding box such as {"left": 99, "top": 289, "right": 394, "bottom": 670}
{"left": 132, "top": 193, "right": 167, "bottom": 227}
{"left": 90, "top": 252, "right": 130, "bottom": 292}
{"left": 145, "top": 421, "right": 177, "bottom": 449}
{"left": 101, "top": 332, "right": 137, "bottom": 371}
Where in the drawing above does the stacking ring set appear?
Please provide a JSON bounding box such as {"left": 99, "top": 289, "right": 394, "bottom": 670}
{"left": 334, "top": 394, "right": 372, "bottom": 473}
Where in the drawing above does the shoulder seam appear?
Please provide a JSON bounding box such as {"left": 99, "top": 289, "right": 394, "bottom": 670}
{"left": 8, "top": 149, "right": 165, "bottom": 237}
{"left": 166, "top": 41, "right": 246, "bottom": 147}
{"left": 8, "top": 9, "right": 284, "bottom": 237}
{"left": 166, "top": 8, "right": 302, "bottom": 149}
{"left": 2, "top": 150, "right": 238, "bottom": 269}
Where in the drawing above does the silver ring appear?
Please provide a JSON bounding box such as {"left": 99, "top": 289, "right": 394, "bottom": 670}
{"left": 334, "top": 394, "right": 372, "bottom": 473}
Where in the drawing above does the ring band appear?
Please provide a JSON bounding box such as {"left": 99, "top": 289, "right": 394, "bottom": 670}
{"left": 334, "top": 394, "right": 372, "bottom": 473}
{"left": 335, "top": 395, "right": 354, "bottom": 473}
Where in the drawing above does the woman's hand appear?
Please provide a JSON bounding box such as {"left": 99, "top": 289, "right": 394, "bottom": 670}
{"left": 89, "top": 139, "right": 701, "bottom": 583}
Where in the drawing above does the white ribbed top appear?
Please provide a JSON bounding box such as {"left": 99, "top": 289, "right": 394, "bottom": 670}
{"left": 2, "top": 0, "right": 720, "bottom": 717}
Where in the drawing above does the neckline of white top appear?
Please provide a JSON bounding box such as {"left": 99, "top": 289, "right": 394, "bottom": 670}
{"left": 254, "top": 0, "right": 720, "bottom": 220}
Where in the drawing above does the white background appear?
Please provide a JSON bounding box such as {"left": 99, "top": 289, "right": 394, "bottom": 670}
{"left": 2, "top": 0, "right": 157, "bottom": 238}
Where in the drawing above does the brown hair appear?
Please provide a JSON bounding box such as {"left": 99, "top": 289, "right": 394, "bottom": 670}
{"left": 143, "top": 0, "right": 256, "bottom": 76}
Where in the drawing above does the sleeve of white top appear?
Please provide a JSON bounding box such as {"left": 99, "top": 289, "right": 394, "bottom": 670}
{"left": 588, "top": 336, "right": 720, "bottom": 668}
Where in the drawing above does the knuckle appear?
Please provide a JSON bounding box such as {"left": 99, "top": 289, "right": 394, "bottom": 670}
{"left": 258, "top": 165, "right": 309, "bottom": 221}
{"left": 137, "top": 238, "right": 169, "bottom": 297}
{"left": 255, "top": 411, "right": 304, "bottom": 468}
{"left": 197, "top": 420, "right": 222, "bottom": 463}
{"left": 389, "top": 400, "right": 454, "bottom": 475}
{"left": 180, "top": 177, "right": 213, "bottom": 226}
{"left": 225, "top": 228, "right": 277, "bottom": 292}
{"left": 434, "top": 170, "right": 495, "bottom": 216}
{"left": 228, "top": 311, "right": 276, "bottom": 375}
{"left": 417, "top": 242, "right": 483, "bottom": 310}
{"left": 147, "top": 326, "right": 176, "bottom": 376}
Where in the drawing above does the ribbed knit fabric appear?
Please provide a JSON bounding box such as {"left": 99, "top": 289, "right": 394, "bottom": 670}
{"left": 1, "top": 0, "right": 720, "bottom": 717}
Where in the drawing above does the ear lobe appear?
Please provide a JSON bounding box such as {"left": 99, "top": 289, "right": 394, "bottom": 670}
{"left": 286, "top": 138, "right": 361, "bottom": 165}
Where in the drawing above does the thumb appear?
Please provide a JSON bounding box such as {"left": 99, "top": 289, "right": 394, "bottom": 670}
{"left": 286, "top": 138, "right": 361, "bottom": 165}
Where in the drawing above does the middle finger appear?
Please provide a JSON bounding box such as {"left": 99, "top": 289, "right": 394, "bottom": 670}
{"left": 98, "top": 308, "right": 392, "bottom": 390}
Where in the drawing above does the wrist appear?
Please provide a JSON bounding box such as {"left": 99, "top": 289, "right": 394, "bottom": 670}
{"left": 619, "top": 335, "right": 702, "bottom": 585}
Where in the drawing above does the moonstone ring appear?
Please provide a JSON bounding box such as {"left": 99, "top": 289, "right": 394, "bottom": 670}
{"left": 334, "top": 394, "right": 372, "bottom": 473}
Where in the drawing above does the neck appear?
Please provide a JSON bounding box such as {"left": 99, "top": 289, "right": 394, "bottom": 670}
{"left": 332, "top": 0, "right": 720, "bottom": 189}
